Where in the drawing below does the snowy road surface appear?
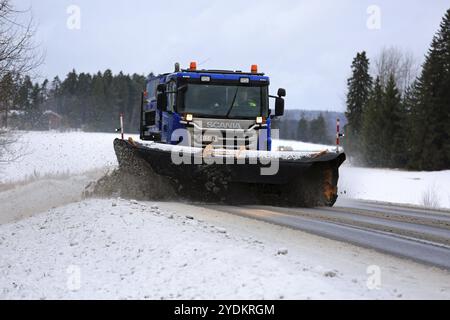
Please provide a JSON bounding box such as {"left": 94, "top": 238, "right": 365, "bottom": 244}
{"left": 0, "top": 170, "right": 104, "bottom": 224}
{"left": 205, "top": 201, "right": 450, "bottom": 269}
{"left": 1, "top": 198, "right": 449, "bottom": 299}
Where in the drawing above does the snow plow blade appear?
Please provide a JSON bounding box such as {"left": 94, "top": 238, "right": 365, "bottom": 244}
{"left": 112, "top": 138, "right": 346, "bottom": 207}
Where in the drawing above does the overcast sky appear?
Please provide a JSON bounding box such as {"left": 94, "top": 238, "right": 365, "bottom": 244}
{"left": 13, "top": 0, "right": 450, "bottom": 111}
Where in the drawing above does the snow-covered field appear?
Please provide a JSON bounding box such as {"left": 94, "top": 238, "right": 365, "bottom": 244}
{"left": 0, "top": 131, "right": 120, "bottom": 183}
{"left": 339, "top": 165, "right": 450, "bottom": 210}
{"left": 3, "top": 132, "right": 447, "bottom": 209}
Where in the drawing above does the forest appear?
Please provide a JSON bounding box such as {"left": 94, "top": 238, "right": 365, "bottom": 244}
{"left": 0, "top": 70, "right": 146, "bottom": 133}
{"left": 344, "top": 9, "right": 450, "bottom": 171}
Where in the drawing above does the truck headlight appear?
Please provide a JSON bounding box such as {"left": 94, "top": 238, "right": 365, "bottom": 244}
{"left": 186, "top": 114, "right": 193, "bottom": 122}
{"left": 256, "top": 116, "right": 263, "bottom": 124}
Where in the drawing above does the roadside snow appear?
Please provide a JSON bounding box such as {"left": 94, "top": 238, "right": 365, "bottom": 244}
{"left": 1, "top": 199, "right": 448, "bottom": 299}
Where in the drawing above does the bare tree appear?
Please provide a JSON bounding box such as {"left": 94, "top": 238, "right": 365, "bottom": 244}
{"left": 373, "top": 47, "right": 419, "bottom": 94}
{"left": 0, "top": 0, "right": 42, "bottom": 163}
{"left": 0, "top": 0, "right": 43, "bottom": 78}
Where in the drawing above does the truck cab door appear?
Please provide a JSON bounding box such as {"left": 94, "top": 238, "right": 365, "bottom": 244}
{"left": 160, "top": 81, "right": 176, "bottom": 143}
{"left": 141, "top": 79, "right": 160, "bottom": 141}
{"left": 160, "top": 113, "right": 170, "bottom": 143}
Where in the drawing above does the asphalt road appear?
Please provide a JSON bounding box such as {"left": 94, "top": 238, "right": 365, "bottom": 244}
{"left": 204, "top": 198, "right": 450, "bottom": 270}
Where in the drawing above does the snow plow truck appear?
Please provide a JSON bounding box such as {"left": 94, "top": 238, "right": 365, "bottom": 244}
{"left": 113, "top": 62, "right": 346, "bottom": 207}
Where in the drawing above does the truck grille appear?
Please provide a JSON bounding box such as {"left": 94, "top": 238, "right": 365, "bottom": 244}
{"left": 189, "top": 128, "right": 259, "bottom": 150}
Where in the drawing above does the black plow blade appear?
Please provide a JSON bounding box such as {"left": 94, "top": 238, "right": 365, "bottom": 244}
{"left": 105, "top": 139, "right": 346, "bottom": 207}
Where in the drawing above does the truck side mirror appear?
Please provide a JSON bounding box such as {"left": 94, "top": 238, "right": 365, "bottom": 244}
{"left": 156, "top": 83, "right": 167, "bottom": 111}
{"left": 277, "top": 88, "right": 286, "bottom": 97}
{"left": 157, "top": 92, "right": 167, "bottom": 112}
{"left": 275, "top": 97, "right": 284, "bottom": 117}
{"left": 157, "top": 83, "right": 166, "bottom": 92}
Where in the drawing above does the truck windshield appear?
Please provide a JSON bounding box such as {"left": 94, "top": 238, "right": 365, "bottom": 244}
{"left": 180, "top": 84, "right": 267, "bottom": 118}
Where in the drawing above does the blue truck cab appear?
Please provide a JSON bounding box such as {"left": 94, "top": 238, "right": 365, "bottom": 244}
{"left": 140, "top": 62, "right": 286, "bottom": 151}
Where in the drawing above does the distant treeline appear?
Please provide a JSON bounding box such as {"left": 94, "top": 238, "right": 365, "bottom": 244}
{"left": 0, "top": 70, "right": 147, "bottom": 132}
{"left": 344, "top": 9, "right": 450, "bottom": 171}
{"left": 272, "top": 112, "right": 337, "bottom": 145}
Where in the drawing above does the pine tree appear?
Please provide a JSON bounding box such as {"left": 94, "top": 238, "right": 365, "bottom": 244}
{"left": 382, "top": 74, "right": 403, "bottom": 167}
{"left": 309, "top": 113, "right": 330, "bottom": 144}
{"left": 402, "top": 81, "right": 418, "bottom": 166}
{"left": 46, "top": 76, "right": 62, "bottom": 116}
{"left": 345, "top": 51, "right": 373, "bottom": 160}
{"left": 60, "top": 70, "right": 80, "bottom": 128}
{"left": 361, "top": 77, "right": 384, "bottom": 166}
{"left": 408, "top": 9, "right": 450, "bottom": 170}
{"left": 16, "top": 76, "right": 33, "bottom": 112}
{"left": 296, "top": 115, "right": 310, "bottom": 142}
{"left": 76, "top": 73, "right": 93, "bottom": 127}
{"left": 0, "top": 73, "right": 15, "bottom": 128}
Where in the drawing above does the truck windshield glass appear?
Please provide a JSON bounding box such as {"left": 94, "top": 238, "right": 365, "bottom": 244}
{"left": 181, "top": 84, "right": 266, "bottom": 118}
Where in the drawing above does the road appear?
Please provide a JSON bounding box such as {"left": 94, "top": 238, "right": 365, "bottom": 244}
{"left": 203, "top": 198, "right": 450, "bottom": 270}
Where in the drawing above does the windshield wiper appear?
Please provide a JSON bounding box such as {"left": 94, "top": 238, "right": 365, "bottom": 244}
{"left": 225, "top": 87, "right": 240, "bottom": 118}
